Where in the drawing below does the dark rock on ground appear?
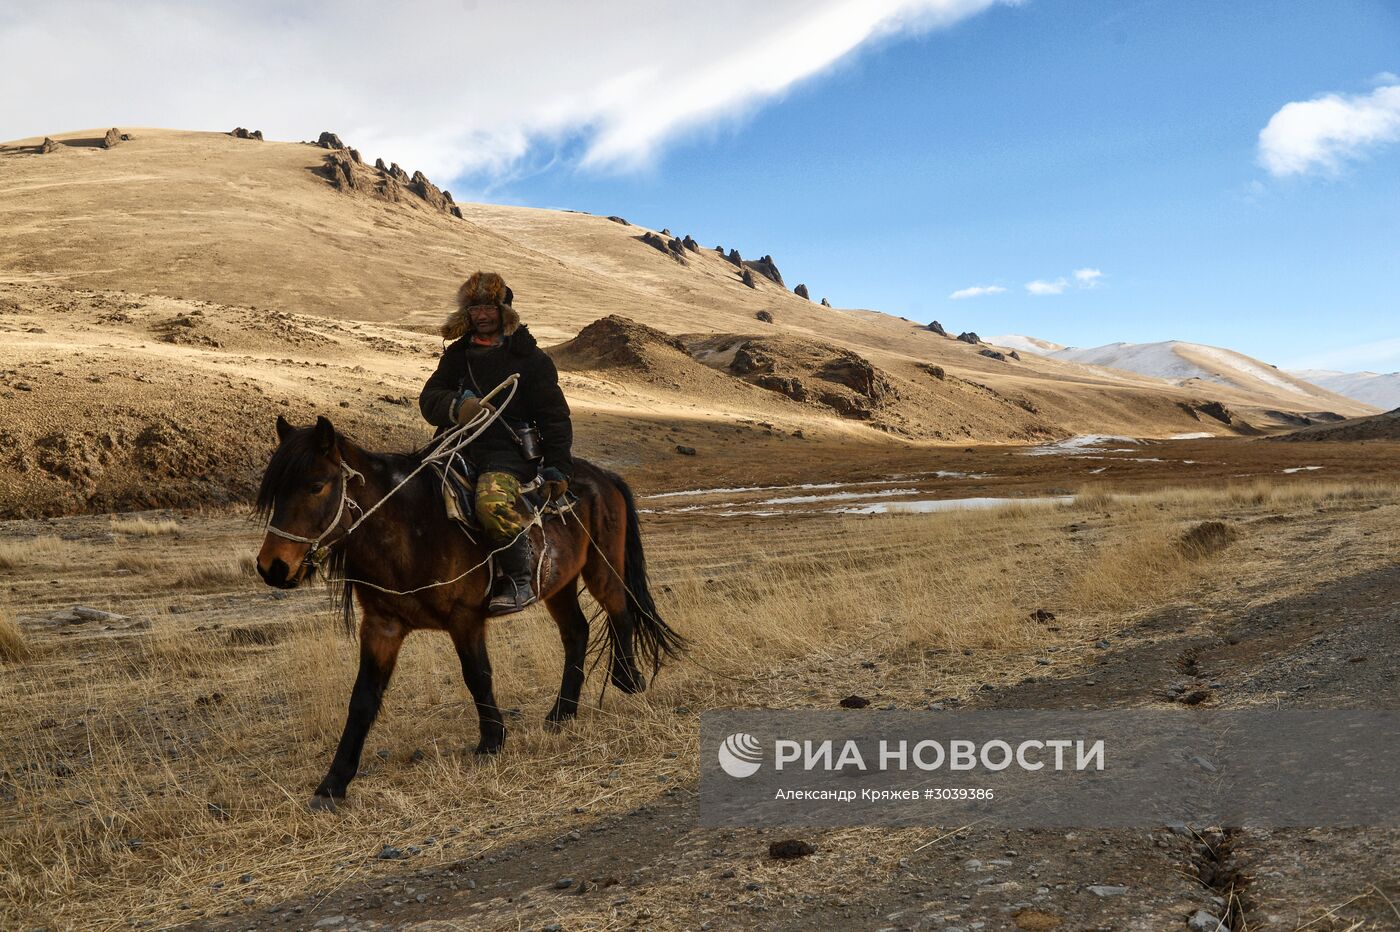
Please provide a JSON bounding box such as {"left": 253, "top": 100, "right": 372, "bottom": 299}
{"left": 1028, "top": 608, "right": 1056, "bottom": 623}
{"left": 839, "top": 694, "right": 871, "bottom": 709}
{"left": 102, "top": 128, "right": 124, "bottom": 148}
{"left": 316, "top": 131, "right": 345, "bottom": 149}
{"left": 607, "top": 215, "right": 630, "bottom": 225}
{"left": 726, "top": 248, "right": 742, "bottom": 267}
{"left": 1009, "top": 350, "right": 1021, "bottom": 360}
{"left": 755, "top": 310, "right": 773, "bottom": 323}
{"left": 768, "top": 840, "right": 816, "bottom": 859}
{"left": 927, "top": 320, "right": 947, "bottom": 335}
{"left": 675, "top": 445, "right": 696, "bottom": 456}
{"left": 39, "top": 137, "right": 62, "bottom": 154}
{"left": 979, "top": 348, "right": 1006, "bottom": 361}
{"left": 348, "top": 148, "right": 362, "bottom": 164}
{"left": 388, "top": 162, "right": 410, "bottom": 182}
{"left": 794, "top": 283, "right": 809, "bottom": 299}
{"left": 820, "top": 297, "right": 831, "bottom": 307}
{"left": 741, "top": 269, "right": 756, "bottom": 288}
{"left": 921, "top": 364, "right": 946, "bottom": 380}
{"left": 957, "top": 331, "right": 981, "bottom": 344}
{"left": 228, "top": 127, "right": 263, "bottom": 140}
{"left": 681, "top": 234, "right": 699, "bottom": 252}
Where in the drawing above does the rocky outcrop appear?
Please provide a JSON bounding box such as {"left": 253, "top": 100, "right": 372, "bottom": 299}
{"left": 927, "top": 320, "right": 946, "bottom": 335}
{"left": 920, "top": 363, "right": 946, "bottom": 380}
{"left": 321, "top": 153, "right": 461, "bottom": 217}
{"left": 726, "top": 248, "right": 743, "bottom": 267}
{"left": 956, "top": 331, "right": 981, "bottom": 345}
{"left": 608, "top": 216, "right": 630, "bottom": 225}
{"left": 744, "top": 254, "right": 784, "bottom": 287}
{"left": 640, "top": 232, "right": 686, "bottom": 263}
{"left": 39, "top": 137, "right": 62, "bottom": 154}
{"left": 979, "top": 348, "right": 1006, "bottom": 361}
{"left": 817, "top": 356, "right": 891, "bottom": 401}
{"left": 682, "top": 235, "right": 700, "bottom": 252}
{"left": 741, "top": 269, "right": 757, "bottom": 289}
{"left": 820, "top": 297, "right": 831, "bottom": 308}
{"left": 1196, "top": 401, "right": 1233, "bottom": 424}
{"left": 794, "top": 284, "right": 809, "bottom": 300}
{"left": 409, "top": 170, "right": 450, "bottom": 211}
{"left": 316, "top": 131, "right": 345, "bottom": 149}
{"left": 229, "top": 127, "right": 263, "bottom": 140}
{"left": 1008, "top": 350, "right": 1021, "bottom": 361}
{"left": 729, "top": 346, "right": 774, "bottom": 375}
{"left": 754, "top": 374, "right": 807, "bottom": 402}
{"left": 756, "top": 310, "right": 774, "bottom": 323}
{"left": 102, "top": 128, "right": 124, "bottom": 148}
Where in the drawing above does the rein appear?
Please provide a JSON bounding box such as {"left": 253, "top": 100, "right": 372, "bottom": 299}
{"left": 264, "top": 374, "right": 521, "bottom": 575}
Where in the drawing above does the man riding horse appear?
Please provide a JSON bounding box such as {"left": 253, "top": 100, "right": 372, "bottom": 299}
{"left": 419, "top": 271, "right": 571, "bottom": 616}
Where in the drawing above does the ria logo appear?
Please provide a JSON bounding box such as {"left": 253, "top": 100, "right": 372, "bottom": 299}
{"left": 718, "top": 732, "right": 763, "bottom": 778}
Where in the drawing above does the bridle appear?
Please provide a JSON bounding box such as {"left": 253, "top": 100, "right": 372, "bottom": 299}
{"left": 260, "top": 373, "right": 522, "bottom": 581}
{"left": 264, "top": 461, "right": 365, "bottom": 574}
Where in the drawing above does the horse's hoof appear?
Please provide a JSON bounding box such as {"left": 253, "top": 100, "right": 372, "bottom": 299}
{"left": 308, "top": 794, "right": 342, "bottom": 813}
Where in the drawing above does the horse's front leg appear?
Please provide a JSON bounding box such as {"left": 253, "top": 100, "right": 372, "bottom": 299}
{"left": 310, "top": 614, "right": 404, "bottom": 810}
{"left": 449, "top": 619, "right": 506, "bottom": 754}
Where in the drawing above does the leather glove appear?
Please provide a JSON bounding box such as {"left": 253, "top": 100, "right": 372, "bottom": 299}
{"left": 541, "top": 466, "right": 569, "bottom": 502}
{"left": 452, "top": 389, "right": 492, "bottom": 425}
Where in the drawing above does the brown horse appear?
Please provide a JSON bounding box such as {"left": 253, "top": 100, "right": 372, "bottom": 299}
{"left": 254, "top": 415, "right": 684, "bottom": 809}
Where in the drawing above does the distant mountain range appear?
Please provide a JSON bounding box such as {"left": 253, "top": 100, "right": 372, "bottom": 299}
{"left": 986, "top": 336, "right": 1384, "bottom": 414}
{"left": 1287, "top": 370, "right": 1400, "bottom": 411}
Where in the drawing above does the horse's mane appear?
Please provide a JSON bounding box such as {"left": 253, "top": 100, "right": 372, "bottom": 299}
{"left": 255, "top": 425, "right": 429, "bottom": 636}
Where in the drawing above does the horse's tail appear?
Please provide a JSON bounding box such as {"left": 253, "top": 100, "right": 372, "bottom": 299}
{"left": 606, "top": 469, "right": 687, "bottom": 678}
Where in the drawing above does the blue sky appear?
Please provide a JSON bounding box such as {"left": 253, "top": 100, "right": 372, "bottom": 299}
{"left": 472, "top": 1, "right": 1400, "bottom": 372}
{"left": 4, "top": 0, "right": 1398, "bottom": 371}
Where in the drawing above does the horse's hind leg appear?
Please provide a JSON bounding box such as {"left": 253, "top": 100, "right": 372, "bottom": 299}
{"left": 312, "top": 614, "right": 404, "bottom": 809}
{"left": 543, "top": 580, "right": 590, "bottom": 726}
{"left": 582, "top": 547, "right": 644, "bottom": 694}
{"left": 449, "top": 619, "right": 506, "bottom": 754}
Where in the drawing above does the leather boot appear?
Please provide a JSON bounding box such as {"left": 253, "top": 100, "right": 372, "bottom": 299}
{"left": 487, "top": 534, "right": 537, "bottom": 616}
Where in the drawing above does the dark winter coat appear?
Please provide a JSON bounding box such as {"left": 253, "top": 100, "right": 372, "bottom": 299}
{"left": 419, "top": 325, "right": 573, "bottom": 479}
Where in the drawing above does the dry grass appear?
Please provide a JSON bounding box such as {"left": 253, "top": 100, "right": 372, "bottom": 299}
{"left": 109, "top": 517, "right": 181, "bottom": 537}
{"left": 0, "top": 603, "right": 29, "bottom": 663}
{"left": 1, "top": 480, "right": 1396, "bottom": 930}
{"left": 0, "top": 536, "right": 77, "bottom": 571}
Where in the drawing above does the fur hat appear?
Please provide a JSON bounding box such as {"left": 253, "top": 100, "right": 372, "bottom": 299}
{"left": 442, "top": 271, "right": 520, "bottom": 340}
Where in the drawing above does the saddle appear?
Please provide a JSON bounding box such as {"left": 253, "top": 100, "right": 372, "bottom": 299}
{"left": 430, "top": 460, "right": 578, "bottom": 534}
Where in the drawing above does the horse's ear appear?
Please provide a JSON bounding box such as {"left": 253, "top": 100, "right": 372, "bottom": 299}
{"left": 314, "top": 416, "right": 337, "bottom": 456}
{"left": 275, "top": 415, "right": 294, "bottom": 442}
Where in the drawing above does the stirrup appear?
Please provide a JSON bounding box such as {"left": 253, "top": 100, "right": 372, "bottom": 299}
{"left": 487, "top": 577, "right": 536, "bottom": 616}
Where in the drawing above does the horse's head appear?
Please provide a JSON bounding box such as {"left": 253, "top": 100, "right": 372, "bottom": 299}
{"left": 255, "top": 415, "right": 353, "bottom": 589}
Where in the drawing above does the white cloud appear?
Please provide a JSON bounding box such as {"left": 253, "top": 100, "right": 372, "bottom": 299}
{"left": 949, "top": 284, "right": 1007, "bottom": 300}
{"left": 1025, "top": 278, "right": 1068, "bottom": 296}
{"left": 1258, "top": 82, "right": 1400, "bottom": 177}
{"left": 1073, "top": 267, "right": 1102, "bottom": 287}
{"left": 0, "top": 0, "right": 1012, "bottom": 184}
